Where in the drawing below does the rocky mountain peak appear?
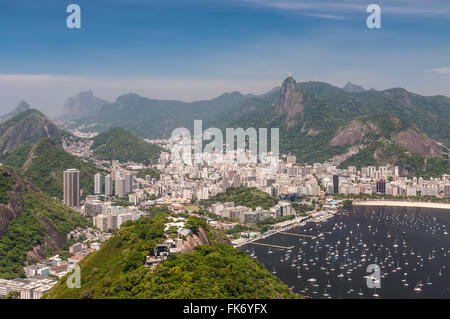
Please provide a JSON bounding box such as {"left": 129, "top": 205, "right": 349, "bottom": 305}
{"left": 16, "top": 101, "right": 31, "bottom": 112}
{"left": 343, "top": 82, "right": 365, "bottom": 93}
{"left": 274, "top": 76, "right": 304, "bottom": 126}
{"left": 0, "top": 101, "right": 31, "bottom": 123}
{"left": 60, "top": 91, "right": 108, "bottom": 121}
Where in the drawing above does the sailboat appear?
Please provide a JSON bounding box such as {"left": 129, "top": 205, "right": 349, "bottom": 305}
{"left": 372, "top": 287, "right": 379, "bottom": 298}
{"left": 425, "top": 274, "right": 432, "bottom": 286}
{"left": 414, "top": 281, "right": 422, "bottom": 292}
{"left": 272, "top": 266, "right": 277, "bottom": 274}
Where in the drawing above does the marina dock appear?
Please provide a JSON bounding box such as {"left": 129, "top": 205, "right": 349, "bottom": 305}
{"left": 278, "top": 232, "right": 316, "bottom": 239}
{"left": 248, "top": 242, "right": 295, "bottom": 250}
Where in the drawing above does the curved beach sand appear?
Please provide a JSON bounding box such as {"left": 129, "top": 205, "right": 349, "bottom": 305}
{"left": 354, "top": 200, "right": 450, "bottom": 210}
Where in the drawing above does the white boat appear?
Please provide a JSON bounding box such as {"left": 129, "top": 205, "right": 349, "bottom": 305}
{"left": 414, "top": 280, "right": 422, "bottom": 292}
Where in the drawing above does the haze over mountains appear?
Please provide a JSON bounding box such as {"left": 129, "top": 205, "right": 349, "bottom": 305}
{"left": 1, "top": 76, "right": 449, "bottom": 178}
{"left": 57, "top": 91, "right": 109, "bottom": 121}
{"left": 0, "top": 101, "right": 31, "bottom": 123}
{"left": 52, "top": 77, "right": 450, "bottom": 176}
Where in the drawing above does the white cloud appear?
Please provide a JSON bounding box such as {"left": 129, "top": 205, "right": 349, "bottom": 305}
{"left": 240, "top": 0, "right": 450, "bottom": 17}
{"left": 427, "top": 67, "right": 450, "bottom": 75}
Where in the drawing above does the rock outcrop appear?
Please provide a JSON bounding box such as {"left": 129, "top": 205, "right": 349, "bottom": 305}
{"left": 181, "top": 227, "right": 232, "bottom": 254}
{"left": 60, "top": 91, "right": 108, "bottom": 121}
{"left": 274, "top": 76, "right": 304, "bottom": 126}
{"left": 27, "top": 216, "right": 66, "bottom": 261}
{"left": 330, "top": 121, "right": 368, "bottom": 146}
{"left": 0, "top": 168, "right": 32, "bottom": 237}
{"left": 342, "top": 82, "right": 365, "bottom": 93}
{"left": 393, "top": 129, "right": 443, "bottom": 158}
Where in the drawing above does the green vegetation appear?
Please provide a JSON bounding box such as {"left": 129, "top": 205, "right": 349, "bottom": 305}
{"left": 0, "top": 168, "right": 90, "bottom": 279}
{"left": 113, "top": 199, "right": 134, "bottom": 207}
{"left": 136, "top": 167, "right": 160, "bottom": 180}
{"left": 339, "top": 141, "right": 450, "bottom": 178}
{"left": 291, "top": 202, "right": 315, "bottom": 215}
{"left": 45, "top": 214, "right": 298, "bottom": 299}
{"left": 44, "top": 214, "right": 167, "bottom": 299}
{"left": 0, "top": 172, "right": 14, "bottom": 204}
{"left": 0, "top": 210, "right": 46, "bottom": 278}
{"left": 1, "top": 138, "right": 103, "bottom": 199}
{"left": 68, "top": 80, "right": 449, "bottom": 167}
{"left": 343, "top": 199, "right": 353, "bottom": 207}
{"left": 22, "top": 192, "right": 90, "bottom": 234}
{"left": 201, "top": 187, "right": 278, "bottom": 210}
{"left": 91, "top": 128, "right": 162, "bottom": 165}
{"left": 69, "top": 91, "right": 249, "bottom": 139}
{"left": 3, "top": 291, "right": 20, "bottom": 299}
{"left": 0, "top": 109, "right": 64, "bottom": 154}
{"left": 184, "top": 215, "right": 208, "bottom": 233}
{"left": 256, "top": 215, "right": 295, "bottom": 233}
{"left": 185, "top": 205, "right": 200, "bottom": 212}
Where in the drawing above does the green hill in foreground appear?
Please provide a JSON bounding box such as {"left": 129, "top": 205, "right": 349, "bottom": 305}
{"left": 91, "top": 127, "right": 163, "bottom": 165}
{"left": 44, "top": 214, "right": 298, "bottom": 299}
{"left": 0, "top": 167, "right": 90, "bottom": 279}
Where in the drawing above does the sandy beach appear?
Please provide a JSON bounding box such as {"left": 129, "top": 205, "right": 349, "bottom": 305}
{"left": 354, "top": 200, "right": 450, "bottom": 210}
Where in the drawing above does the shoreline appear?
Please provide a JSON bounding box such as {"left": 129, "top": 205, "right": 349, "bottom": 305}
{"left": 353, "top": 200, "right": 450, "bottom": 210}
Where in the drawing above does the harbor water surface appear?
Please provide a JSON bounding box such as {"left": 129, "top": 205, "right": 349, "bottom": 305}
{"left": 240, "top": 205, "right": 450, "bottom": 299}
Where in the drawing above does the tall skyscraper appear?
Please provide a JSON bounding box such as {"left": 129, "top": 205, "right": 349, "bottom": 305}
{"left": 333, "top": 175, "right": 339, "bottom": 194}
{"left": 116, "top": 178, "right": 125, "bottom": 198}
{"left": 94, "top": 173, "right": 103, "bottom": 194}
{"left": 105, "top": 174, "right": 113, "bottom": 196}
{"left": 376, "top": 179, "right": 386, "bottom": 194}
{"left": 63, "top": 169, "right": 80, "bottom": 207}
{"left": 125, "top": 173, "right": 133, "bottom": 194}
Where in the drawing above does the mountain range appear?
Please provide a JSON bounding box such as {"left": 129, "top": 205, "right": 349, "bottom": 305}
{"left": 0, "top": 109, "right": 103, "bottom": 199}
{"left": 58, "top": 77, "right": 449, "bottom": 177}
{"left": 57, "top": 91, "right": 109, "bottom": 122}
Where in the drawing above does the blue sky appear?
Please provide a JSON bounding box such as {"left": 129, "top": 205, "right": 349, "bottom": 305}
{"left": 0, "top": 0, "right": 449, "bottom": 116}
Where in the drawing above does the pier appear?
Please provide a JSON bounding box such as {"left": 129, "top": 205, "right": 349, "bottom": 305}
{"left": 278, "top": 232, "right": 316, "bottom": 239}
{"left": 248, "top": 242, "right": 295, "bottom": 250}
